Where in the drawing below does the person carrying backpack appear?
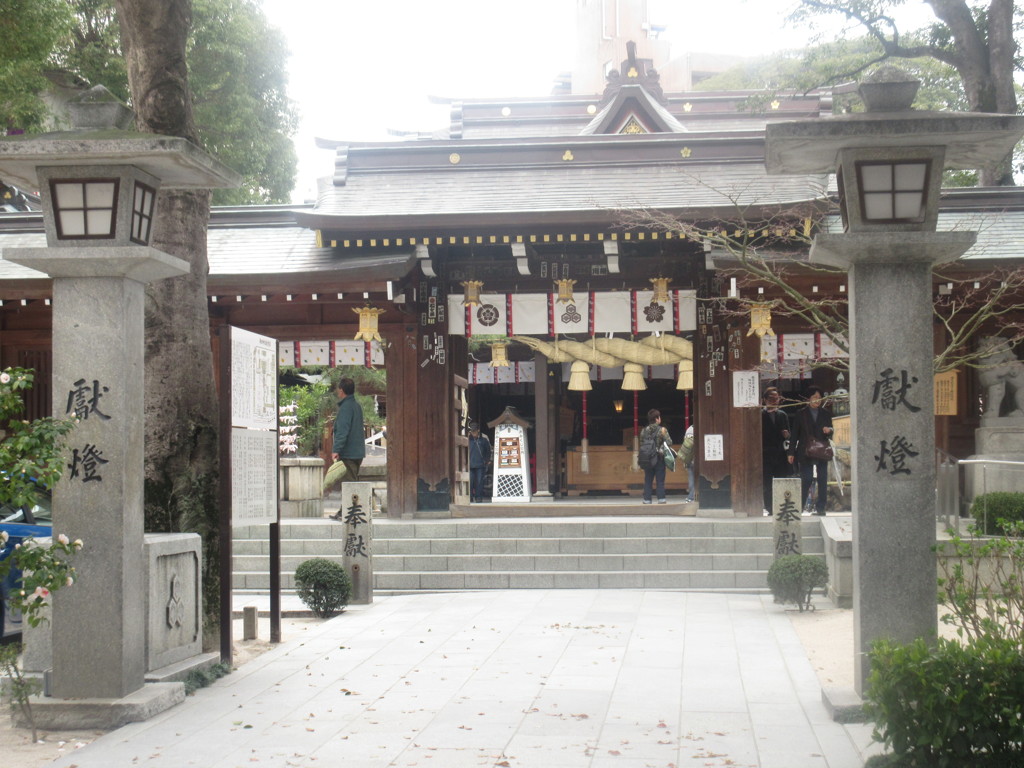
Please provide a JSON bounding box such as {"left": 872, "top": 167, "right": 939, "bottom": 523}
{"left": 637, "top": 408, "right": 671, "bottom": 504}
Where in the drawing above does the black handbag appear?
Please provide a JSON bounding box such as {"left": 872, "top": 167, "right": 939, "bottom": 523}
{"left": 805, "top": 437, "right": 833, "bottom": 461}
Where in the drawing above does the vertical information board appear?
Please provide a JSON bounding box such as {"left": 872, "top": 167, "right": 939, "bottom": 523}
{"left": 228, "top": 327, "right": 278, "bottom": 526}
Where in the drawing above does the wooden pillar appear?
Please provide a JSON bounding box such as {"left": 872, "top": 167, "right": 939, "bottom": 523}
{"left": 533, "top": 352, "right": 552, "bottom": 496}
{"left": 695, "top": 299, "right": 733, "bottom": 508}
{"left": 384, "top": 322, "right": 419, "bottom": 518}
{"left": 728, "top": 322, "right": 764, "bottom": 516}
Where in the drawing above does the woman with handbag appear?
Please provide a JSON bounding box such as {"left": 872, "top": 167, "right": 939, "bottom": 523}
{"left": 788, "top": 386, "right": 834, "bottom": 516}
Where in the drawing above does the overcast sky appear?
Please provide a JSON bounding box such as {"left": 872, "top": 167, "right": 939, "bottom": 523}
{"left": 259, "top": 0, "right": 934, "bottom": 203}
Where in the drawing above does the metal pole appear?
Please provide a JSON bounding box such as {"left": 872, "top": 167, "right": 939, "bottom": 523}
{"left": 217, "top": 326, "right": 233, "bottom": 666}
{"left": 270, "top": 339, "right": 282, "bottom": 643}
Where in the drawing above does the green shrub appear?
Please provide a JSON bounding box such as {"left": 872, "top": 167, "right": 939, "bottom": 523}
{"left": 969, "top": 492, "right": 1024, "bottom": 536}
{"left": 937, "top": 524, "right": 1024, "bottom": 650}
{"left": 766, "top": 554, "right": 827, "bottom": 611}
{"left": 294, "top": 558, "right": 351, "bottom": 618}
{"left": 865, "top": 635, "right": 1024, "bottom": 767}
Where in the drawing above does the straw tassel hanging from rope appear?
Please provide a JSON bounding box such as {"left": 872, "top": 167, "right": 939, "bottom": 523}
{"left": 567, "top": 360, "right": 592, "bottom": 474}
{"left": 621, "top": 362, "right": 646, "bottom": 471}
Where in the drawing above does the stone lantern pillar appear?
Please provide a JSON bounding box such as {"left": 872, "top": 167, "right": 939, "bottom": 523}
{"left": 765, "top": 67, "right": 1024, "bottom": 694}
{"left": 0, "top": 87, "right": 238, "bottom": 711}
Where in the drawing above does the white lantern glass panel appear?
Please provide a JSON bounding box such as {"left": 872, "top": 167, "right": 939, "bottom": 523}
{"left": 50, "top": 179, "right": 119, "bottom": 239}
{"left": 86, "top": 182, "right": 116, "bottom": 208}
{"left": 859, "top": 164, "right": 892, "bottom": 192}
{"left": 53, "top": 182, "right": 84, "bottom": 209}
{"left": 86, "top": 208, "right": 113, "bottom": 236}
{"left": 894, "top": 191, "right": 924, "bottom": 219}
{"left": 130, "top": 182, "right": 156, "bottom": 244}
{"left": 57, "top": 209, "right": 86, "bottom": 236}
{"left": 863, "top": 192, "right": 893, "bottom": 220}
{"left": 894, "top": 162, "right": 927, "bottom": 190}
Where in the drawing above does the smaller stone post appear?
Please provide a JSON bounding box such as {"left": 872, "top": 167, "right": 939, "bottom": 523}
{"left": 339, "top": 481, "right": 374, "bottom": 604}
{"left": 771, "top": 477, "right": 803, "bottom": 557}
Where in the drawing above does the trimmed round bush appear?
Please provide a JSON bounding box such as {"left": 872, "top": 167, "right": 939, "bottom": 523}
{"left": 766, "top": 554, "right": 828, "bottom": 611}
{"left": 294, "top": 558, "right": 351, "bottom": 618}
{"left": 969, "top": 491, "right": 1024, "bottom": 535}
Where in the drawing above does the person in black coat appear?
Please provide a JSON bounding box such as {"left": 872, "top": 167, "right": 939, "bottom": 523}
{"left": 761, "top": 387, "right": 791, "bottom": 512}
{"left": 788, "top": 386, "right": 834, "bottom": 516}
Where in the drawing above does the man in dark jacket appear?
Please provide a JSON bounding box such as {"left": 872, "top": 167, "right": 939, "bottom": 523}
{"left": 788, "top": 386, "right": 834, "bottom": 516}
{"left": 331, "top": 377, "right": 365, "bottom": 483}
{"left": 468, "top": 421, "right": 491, "bottom": 502}
{"left": 761, "top": 387, "right": 791, "bottom": 513}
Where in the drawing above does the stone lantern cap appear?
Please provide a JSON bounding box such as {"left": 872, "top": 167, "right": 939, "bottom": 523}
{"left": 764, "top": 68, "right": 1024, "bottom": 176}
{"left": 0, "top": 85, "right": 240, "bottom": 191}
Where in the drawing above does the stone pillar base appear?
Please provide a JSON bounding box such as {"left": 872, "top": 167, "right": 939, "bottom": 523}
{"left": 20, "top": 682, "right": 184, "bottom": 730}
{"left": 965, "top": 426, "right": 1024, "bottom": 504}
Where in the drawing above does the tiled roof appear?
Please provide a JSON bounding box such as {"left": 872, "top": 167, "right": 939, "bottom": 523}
{"left": 0, "top": 212, "right": 415, "bottom": 288}
{"left": 301, "top": 162, "right": 830, "bottom": 231}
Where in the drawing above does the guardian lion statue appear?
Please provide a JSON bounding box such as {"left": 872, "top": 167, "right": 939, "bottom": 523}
{"left": 977, "top": 335, "right": 1024, "bottom": 418}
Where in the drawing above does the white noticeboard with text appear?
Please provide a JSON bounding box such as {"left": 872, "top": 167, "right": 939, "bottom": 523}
{"left": 703, "top": 434, "right": 724, "bottom": 462}
{"left": 732, "top": 371, "right": 760, "bottom": 408}
{"left": 230, "top": 327, "right": 278, "bottom": 431}
{"left": 229, "top": 326, "right": 278, "bottom": 526}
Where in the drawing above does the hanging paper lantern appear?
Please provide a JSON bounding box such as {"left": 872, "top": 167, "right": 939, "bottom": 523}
{"left": 650, "top": 276, "right": 671, "bottom": 304}
{"left": 621, "top": 362, "right": 647, "bottom": 391}
{"left": 747, "top": 303, "right": 775, "bottom": 338}
{"left": 491, "top": 341, "right": 510, "bottom": 367}
{"left": 555, "top": 278, "right": 577, "bottom": 304}
{"left": 747, "top": 303, "right": 776, "bottom": 363}
{"left": 353, "top": 305, "right": 385, "bottom": 342}
{"left": 567, "top": 360, "right": 591, "bottom": 391}
{"left": 461, "top": 280, "right": 484, "bottom": 306}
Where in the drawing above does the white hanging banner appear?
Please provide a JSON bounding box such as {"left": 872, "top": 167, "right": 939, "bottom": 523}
{"left": 510, "top": 294, "right": 549, "bottom": 335}
{"left": 675, "top": 291, "right": 697, "bottom": 332}
{"left": 592, "top": 291, "right": 632, "bottom": 333}
{"left": 299, "top": 340, "right": 330, "bottom": 366}
{"left": 278, "top": 341, "right": 294, "bottom": 367}
{"left": 468, "top": 293, "right": 506, "bottom": 335}
{"left": 449, "top": 290, "right": 697, "bottom": 336}
{"left": 552, "top": 296, "right": 589, "bottom": 335}
{"left": 634, "top": 290, "right": 675, "bottom": 333}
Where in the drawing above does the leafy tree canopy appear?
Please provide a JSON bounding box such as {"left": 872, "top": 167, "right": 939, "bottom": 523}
{"left": 785, "top": 0, "right": 1020, "bottom": 184}
{"left": 4, "top": 0, "right": 297, "bottom": 204}
{"left": 0, "top": 0, "right": 74, "bottom": 132}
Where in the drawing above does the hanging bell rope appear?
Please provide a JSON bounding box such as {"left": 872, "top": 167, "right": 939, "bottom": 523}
{"left": 580, "top": 390, "right": 590, "bottom": 474}
{"left": 630, "top": 390, "right": 640, "bottom": 472}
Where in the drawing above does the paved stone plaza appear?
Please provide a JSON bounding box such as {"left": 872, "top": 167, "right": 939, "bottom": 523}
{"left": 47, "top": 590, "right": 877, "bottom": 768}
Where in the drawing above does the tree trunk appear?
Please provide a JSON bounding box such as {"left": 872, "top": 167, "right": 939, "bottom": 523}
{"left": 928, "top": 0, "right": 1017, "bottom": 185}
{"left": 115, "top": 0, "right": 222, "bottom": 643}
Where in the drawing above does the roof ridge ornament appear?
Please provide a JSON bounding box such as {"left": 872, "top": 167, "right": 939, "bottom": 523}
{"left": 599, "top": 40, "right": 666, "bottom": 109}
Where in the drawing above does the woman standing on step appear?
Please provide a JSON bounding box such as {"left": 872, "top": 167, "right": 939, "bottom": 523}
{"left": 638, "top": 409, "right": 672, "bottom": 505}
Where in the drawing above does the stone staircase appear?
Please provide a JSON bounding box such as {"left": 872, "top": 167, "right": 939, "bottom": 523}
{"left": 233, "top": 516, "right": 825, "bottom": 594}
